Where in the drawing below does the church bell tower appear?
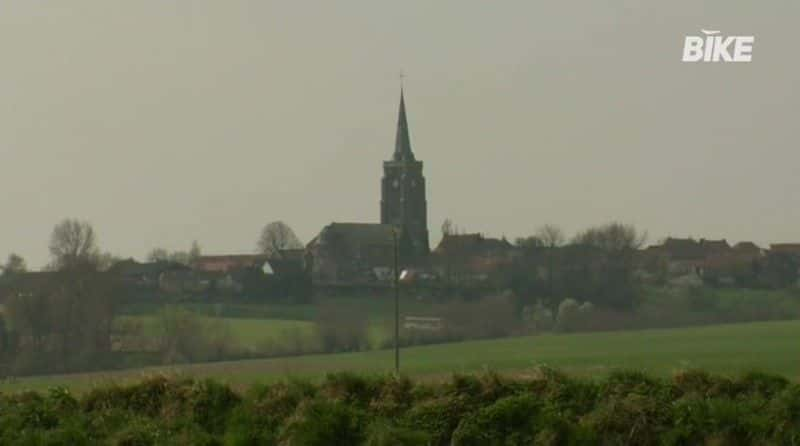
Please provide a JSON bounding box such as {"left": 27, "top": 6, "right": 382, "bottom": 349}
{"left": 380, "top": 89, "right": 429, "bottom": 259}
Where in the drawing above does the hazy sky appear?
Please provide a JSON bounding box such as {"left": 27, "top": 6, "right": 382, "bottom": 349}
{"left": 1, "top": 1, "right": 798, "bottom": 268}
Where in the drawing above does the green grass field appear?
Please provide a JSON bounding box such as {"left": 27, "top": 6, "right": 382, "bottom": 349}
{"left": 116, "top": 297, "right": 439, "bottom": 349}
{"left": 2, "top": 318, "right": 798, "bottom": 393}
{"left": 119, "top": 297, "right": 437, "bottom": 322}
{"left": 117, "top": 315, "right": 316, "bottom": 350}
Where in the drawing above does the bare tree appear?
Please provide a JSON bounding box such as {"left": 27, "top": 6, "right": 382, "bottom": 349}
{"left": 48, "top": 219, "right": 101, "bottom": 271}
{"left": 189, "top": 240, "right": 201, "bottom": 263}
{"left": 146, "top": 241, "right": 201, "bottom": 266}
{"left": 572, "top": 222, "right": 646, "bottom": 253}
{"left": 257, "top": 221, "right": 303, "bottom": 257}
{"left": 514, "top": 236, "right": 542, "bottom": 250}
{"left": 441, "top": 218, "right": 454, "bottom": 237}
{"left": 147, "top": 248, "right": 170, "bottom": 263}
{"left": 568, "top": 222, "right": 647, "bottom": 310}
{"left": 536, "top": 224, "right": 565, "bottom": 301}
{"left": 97, "top": 252, "right": 124, "bottom": 271}
{"left": 536, "top": 224, "right": 565, "bottom": 249}
{"left": 1, "top": 253, "right": 27, "bottom": 277}
{"left": 4, "top": 270, "right": 120, "bottom": 373}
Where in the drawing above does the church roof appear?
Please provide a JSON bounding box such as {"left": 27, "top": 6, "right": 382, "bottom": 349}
{"left": 315, "top": 222, "right": 397, "bottom": 247}
{"left": 393, "top": 89, "right": 416, "bottom": 162}
{"left": 434, "top": 233, "right": 514, "bottom": 257}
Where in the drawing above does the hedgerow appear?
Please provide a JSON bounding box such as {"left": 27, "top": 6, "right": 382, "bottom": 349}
{"left": 0, "top": 368, "right": 797, "bottom": 445}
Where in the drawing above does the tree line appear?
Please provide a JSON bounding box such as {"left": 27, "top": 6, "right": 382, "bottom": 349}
{"left": 0, "top": 218, "right": 306, "bottom": 376}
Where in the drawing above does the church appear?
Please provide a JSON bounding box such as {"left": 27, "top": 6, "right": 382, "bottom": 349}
{"left": 306, "top": 90, "right": 430, "bottom": 284}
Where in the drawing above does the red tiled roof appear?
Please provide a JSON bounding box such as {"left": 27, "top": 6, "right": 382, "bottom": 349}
{"left": 193, "top": 255, "right": 267, "bottom": 273}
{"left": 770, "top": 244, "right": 800, "bottom": 255}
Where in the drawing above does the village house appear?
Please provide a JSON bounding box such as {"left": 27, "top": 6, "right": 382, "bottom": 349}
{"left": 769, "top": 243, "right": 800, "bottom": 257}
{"left": 107, "top": 259, "right": 189, "bottom": 291}
{"left": 646, "top": 238, "right": 725, "bottom": 276}
{"left": 643, "top": 237, "right": 764, "bottom": 286}
{"left": 432, "top": 233, "right": 518, "bottom": 282}
{"left": 192, "top": 254, "right": 269, "bottom": 273}
{"left": 306, "top": 223, "right": 398, "bottom": 284}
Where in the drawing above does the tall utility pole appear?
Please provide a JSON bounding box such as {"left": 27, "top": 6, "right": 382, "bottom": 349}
{"left": 393, "top": 228, "right": 400, "bottom": 374}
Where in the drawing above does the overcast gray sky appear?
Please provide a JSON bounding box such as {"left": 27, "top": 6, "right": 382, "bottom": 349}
{"left": 1, "top": 1, "right": 797, "bottom": 268}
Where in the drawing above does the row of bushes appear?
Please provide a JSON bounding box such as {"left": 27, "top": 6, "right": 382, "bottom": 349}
{"left": 143, "top": 288, "right": 800, "bottom": 368}
{"left": 1, "top": 368, "right": 799, "bottom": 445}
{"left": 519, "top": 287, "right": 800, "bottom": 334}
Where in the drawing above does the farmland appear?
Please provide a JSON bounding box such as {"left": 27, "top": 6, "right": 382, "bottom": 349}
{"left": 2, "top": 318, "right": 797, "bottom": 393}
{"left": 114, "top": 297, "right": 443, "bottom": 351}
{"left": 116, "top": 315, "right": 316, "bottom": 350}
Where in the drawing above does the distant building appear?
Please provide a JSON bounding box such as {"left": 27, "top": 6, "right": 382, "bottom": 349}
{"left": 0, "top": 271, "right": 62, "bottom": 303}
{"left": 192, "top": 255, "right": 269, "bottom": 273}
{"left": 432, "top": 233, "right": 517, "bottom": 282}
{"left": 434, "top": 233, "right": 515, "bottom": 258}
{"left": 769, "top": 243, "right": 800, "bottom": 256}
{"left": 307, "top": 223, "right": 397, "bottom": 284}
{"left": 380, "top": 89, "right": 429, "bottom": 259}
{"left": 733, "top": 241, "right": 763, "bottom": 257}
{"left": 107, "top": 259, "right": 189, "bottom": 290}
{"left": 645, "top": 237, "right": 764, "bottom": 284}
{"left": 647, "top": 237, "right": 730, "bottom": 276}
{"left": 307, "top": 89, "right": 431, "bottom": 284}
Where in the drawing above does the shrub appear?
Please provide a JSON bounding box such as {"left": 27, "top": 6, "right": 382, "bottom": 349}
{"left": 82, "top": 375, "right": 190, "bottom": 416}
{"left": 0, "top": 370, "right": 798, "bottom": 444}
{"left": 186, "top": 379, "right": 241, "bottom": 434}
{"left": 314, "top": 303, "right": 369, "bottom": 353}
{"left": 554, "top": 299, "right": 580, "bottom": 332}
{"left": 580, "top": 391, "right": 671, "bottom": 444}
{"left": 107, "top": 416, "right": 163, "bottom": 446}
{"left": 155, "top": 306, "right": 239, "bottom": 363}
{"left": 0, "top": 391, "right": 60, "bottom": 440}
{"left": 401, "top": 396, "right": 472, "bottom": 446}
{"left": 161, "top": 424, "right": 220, "bottom": 446}
{"left": 441, "top": 371, "right": 520, "bottom": 408}
{"left": 279, "top": 399, "right": 366, "bottom": 446}
{"left": 672, "top": 369, "right": 736, "bottom": 399}
{"left": 736, "top": 371, "right": 789, "bottom": 399}
{"left": 528, "top": 301, "right": 554, "bottom": 332}
{"left": 601, "top": 370, "right": 675, "bottom": 402}
{"left": 766, "top": 384, "right": 800, "bottom": 443}
{"left": 450, "top": 394, "right": 541, "bottom": 446}
{"left": 667, "top": 396, "right": 772, "bottom": 445}
{"left": 525, "top": 367, "right": 598, "bottom": 416}
{"left": 223, "top": 407, "right": 278, "bottom": 446}
{"left": 320, "top": 372, "right": 381, "bottom": 407}
{"left": 364, "top": 420, "right": 430, "bottom": 446}
{"left": 41, "top": 420, "right": 93, "bottom": 446}
{"left": 224, "top": 379, "right": 315, "bottom": 446}
{"left": 368, "top": 374, "right": 415, "bottom": 416}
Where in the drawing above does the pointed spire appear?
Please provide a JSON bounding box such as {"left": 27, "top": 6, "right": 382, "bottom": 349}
{"left": 393, "top": 88, "right": 415, "bottom": 162}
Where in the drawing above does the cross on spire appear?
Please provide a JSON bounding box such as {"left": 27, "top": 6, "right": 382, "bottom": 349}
{"left": 393, "top": 84, "right": 415, "bottom": 162}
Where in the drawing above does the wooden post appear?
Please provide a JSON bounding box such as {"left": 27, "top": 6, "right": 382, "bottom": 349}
{"left": 393, "top": 228, "right": 400, "bottom": 374}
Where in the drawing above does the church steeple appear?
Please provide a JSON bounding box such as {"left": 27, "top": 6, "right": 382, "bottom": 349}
{"left": 393, "top": 89, "right": 415, "bottom": 162}
{"left": 382, "top": 87, "right": 429, "bottom": 259}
